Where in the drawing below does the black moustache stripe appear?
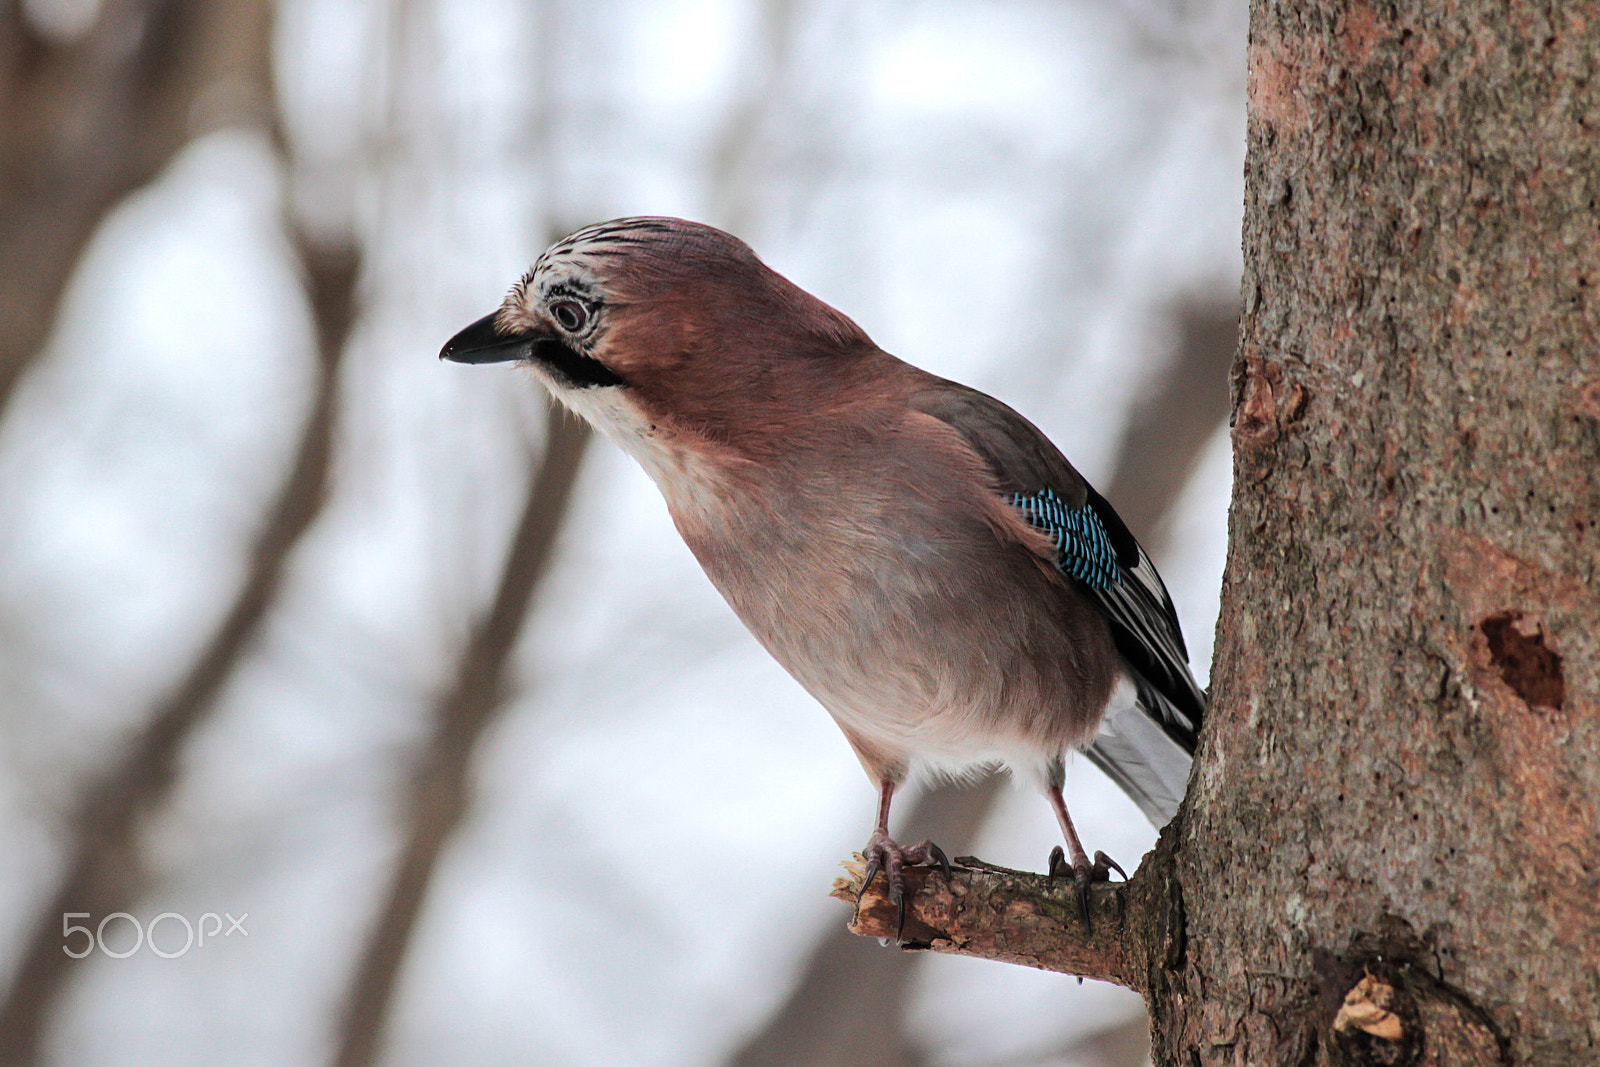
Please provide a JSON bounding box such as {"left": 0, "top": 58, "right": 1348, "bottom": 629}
{"left": 535, "top": 337, "right": 627, "bottom": 389}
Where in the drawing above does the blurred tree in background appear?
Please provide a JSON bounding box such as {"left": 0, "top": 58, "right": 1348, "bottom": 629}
{"left": 0, "top": 1, "right": 1244, "bottom": 1064}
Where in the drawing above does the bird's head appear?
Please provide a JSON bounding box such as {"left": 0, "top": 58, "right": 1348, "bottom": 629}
{"left": 441, "top": 217, "right": 880, "bottom": 462}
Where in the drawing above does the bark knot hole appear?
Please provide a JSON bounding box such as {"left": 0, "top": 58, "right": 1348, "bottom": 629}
{"left": 1478, "top": 611, "right": 1564, "bottom": 710}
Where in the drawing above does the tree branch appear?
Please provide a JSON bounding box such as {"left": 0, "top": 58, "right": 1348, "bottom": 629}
{"left": 833, "top": 844, "right": 1184, "bottom": 996}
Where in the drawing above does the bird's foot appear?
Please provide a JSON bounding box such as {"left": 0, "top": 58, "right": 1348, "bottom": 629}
{"left": 860, "top": 832, "right": 952, "bottom": 941}
{"left": 1048, "top": 847, "right": 1126, "bottom": 930}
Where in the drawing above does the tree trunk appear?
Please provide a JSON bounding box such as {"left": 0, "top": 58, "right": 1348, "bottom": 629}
{"left": 1166, "top": 0, "right": 1599, "bottom": 1062}
{"left": 845, "top": 2, "right": 1598, "bottom": 1063}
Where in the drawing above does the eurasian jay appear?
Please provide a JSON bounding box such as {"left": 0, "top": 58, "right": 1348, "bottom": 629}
{"left": 442, "top": 217, "right": 1205, "bottom": 929}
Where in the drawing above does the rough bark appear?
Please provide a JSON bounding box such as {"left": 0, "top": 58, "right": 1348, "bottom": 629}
{"left": 838, "top": 851, "right": 1179, "bottom": 994}
{"left": 1172, "top": 0, "right": 1599, "bottom": 1061}
{"left": 843, "top": 2, "right": 1600, "bottom": 1064}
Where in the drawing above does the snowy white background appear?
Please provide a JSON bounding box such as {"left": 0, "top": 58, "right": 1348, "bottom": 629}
{"left": 0, "top": 0, "right": 1243, "bottom": 1063}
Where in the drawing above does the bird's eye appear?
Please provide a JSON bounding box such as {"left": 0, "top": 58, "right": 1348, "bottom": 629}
{"left": 550, "top": 299, "right": 589, "bottom": 333}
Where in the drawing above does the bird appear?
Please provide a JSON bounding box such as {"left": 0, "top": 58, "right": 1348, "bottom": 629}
{"left": 441, "top": 217, "right": 1205, "bottom": 932}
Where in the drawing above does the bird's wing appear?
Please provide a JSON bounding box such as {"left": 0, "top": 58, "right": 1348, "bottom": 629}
{"left": 910, "top": 379, "right": 1205, "bottom": 823}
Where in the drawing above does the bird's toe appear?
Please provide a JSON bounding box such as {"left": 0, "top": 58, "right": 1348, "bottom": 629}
{"left": 1047, "top": 845, "right": 1125, "bottom": 929}
{"left": 862, "top": 832, "right": 949, "bottom": 941}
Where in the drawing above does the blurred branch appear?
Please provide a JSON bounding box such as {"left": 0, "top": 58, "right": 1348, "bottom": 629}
{"left": 706, "top": 0, "right": 801, "bottom": 237}
{"left": 0, "top": 0, "right": 274, "bottom": 418}
{"left": 1103, "top": 302, "right": 1238, "bottom": 543}
{"left": 0, "top": 2, "right": 364, "bottom": 1051}
{"left": 331, "top": 412, "right": 592, "bottom": 1067}
{"left": 730, "top": 779, "right": 1000, "bottom": 1067}
{"left": 1058, "top": 1012, "right": 1155, "bottom": 1067}
{"left": 0, "top": 221, "right": 358, "bottom": 1063}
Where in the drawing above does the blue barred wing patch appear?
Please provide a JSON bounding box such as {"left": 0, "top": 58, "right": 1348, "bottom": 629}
{"left": 1007, "top": 489, "right": 1119, "bottom": 589}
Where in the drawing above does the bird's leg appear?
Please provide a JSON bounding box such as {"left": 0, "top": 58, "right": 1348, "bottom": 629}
{"left": 1045, "top": 784, "right": 1126, "bottom": 929}
{"left": 859, "top": 778, "right": 950, "bottom": 940}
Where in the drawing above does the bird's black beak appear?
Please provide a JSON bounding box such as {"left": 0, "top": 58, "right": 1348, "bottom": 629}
{"left": 440, "top": 313, "right": 544, "bottom": 364}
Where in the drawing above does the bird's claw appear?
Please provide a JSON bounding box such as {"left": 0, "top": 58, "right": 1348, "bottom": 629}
{"left": 860, "top": 834, "right": 951, "bottom": 941}
{"left": 1093, "top": 849, "right": 1126, "bottom": 882}
{"left": 1048, "top": 846, "right": 1126, "bottom": 930}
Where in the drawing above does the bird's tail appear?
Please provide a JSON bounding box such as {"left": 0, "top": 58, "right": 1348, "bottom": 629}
{"left": 1083, "top": 681, "right": 1197, "bottom": 825}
